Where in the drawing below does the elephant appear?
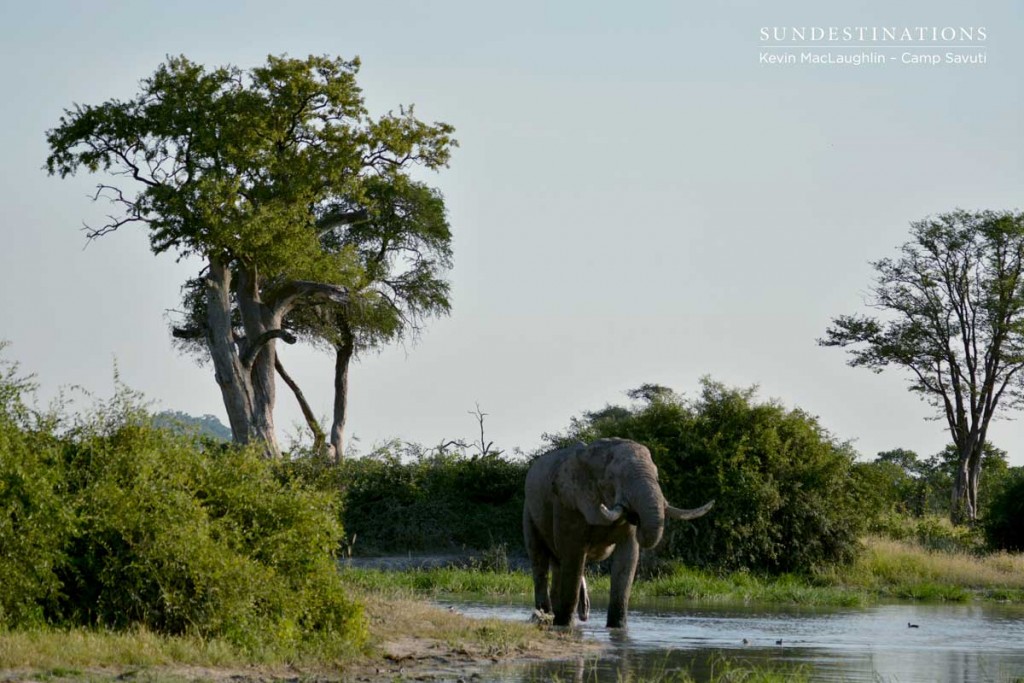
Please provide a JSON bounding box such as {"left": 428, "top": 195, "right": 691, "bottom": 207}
{"left": 523, "top": 438, "right": 713, "bottom": 628}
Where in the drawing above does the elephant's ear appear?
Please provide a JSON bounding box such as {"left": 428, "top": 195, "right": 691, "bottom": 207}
{"left": 557, "top": 449, "right": 622, "bottom": 526}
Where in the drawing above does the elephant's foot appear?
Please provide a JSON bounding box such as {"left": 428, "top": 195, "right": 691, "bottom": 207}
{"left": 606, "top": 605, "right": 627, "bottom": 628}
{"left": 552, "top": 609, "right": 575, "bottom": 627}
{"left": 530, "top": 609, "right": 554, "bottom": 624}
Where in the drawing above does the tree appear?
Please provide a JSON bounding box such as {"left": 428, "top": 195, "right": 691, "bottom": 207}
{"left": 875, "top": 447, "right": 920, "bottom": 473}
{"left": 927, "top": 442, "right": 1010, "bottom": 517}
{"left": 287, "top": 174, "right": 452, "bottom": 459}
{"left": 46, "top": 55, "right": 455, "bottom": 457}
{"left": 853, "top": 451, "right": 921, "bottom": 516}
{"left": 821, "top": 210, "right": 1024, "bottom": 523}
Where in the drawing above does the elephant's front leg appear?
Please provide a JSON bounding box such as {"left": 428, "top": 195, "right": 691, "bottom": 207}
{"left": 606, "top": 534, "right": 639, "bottom": 628}
{"left": 552, "top": 552, "right": 586, "bottom": 626}
{"left": 524, "top": 518, "right": 552, "bottom": 614}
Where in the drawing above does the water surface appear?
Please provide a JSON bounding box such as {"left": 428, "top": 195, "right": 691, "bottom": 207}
{"left": 444, "top": 597, "right": 1024, "bottom": 682}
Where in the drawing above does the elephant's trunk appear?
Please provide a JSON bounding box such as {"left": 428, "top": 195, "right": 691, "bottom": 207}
{"left": 626, "top": 467, "right": 666, "bottom": 549}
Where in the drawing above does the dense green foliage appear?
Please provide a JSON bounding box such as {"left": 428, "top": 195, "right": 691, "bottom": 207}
{"left": 0, "top": 353, "right": 69, "bottom": 626}
{"left": 0, "top": 356, "right": 365, "bottom": 652}
{"left": 296, "top": 443, "right": 527, "bottom": 554}
{"left": 546, "top": 381, "right": 866, "bottom": 573}
{"left": 984, "top": 471, "right": 1024, "bottom": 551}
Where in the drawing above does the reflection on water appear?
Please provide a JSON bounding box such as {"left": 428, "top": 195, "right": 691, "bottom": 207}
{"left": 444, "top": 597, "right": 1024, "bottom": 682}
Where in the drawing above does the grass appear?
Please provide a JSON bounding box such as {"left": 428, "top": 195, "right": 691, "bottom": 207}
{"left": 0, "top": 590, "right": 584, "bottom": 681}
{"left": 341, "top": 537, "right": 1024, "bottom": 608}
{"left": 0, "top": 628, "right": 248, "bottom": 670}
{"left": 820, "top": 537, "right": 1024, "bottom": 602}
{"left": 342, "top": 565, "right": 533, "bottom": 596}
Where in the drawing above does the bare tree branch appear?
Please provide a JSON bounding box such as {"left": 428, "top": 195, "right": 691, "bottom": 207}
{"left": 275, "top": 354, "right": 326, "bottom": 452}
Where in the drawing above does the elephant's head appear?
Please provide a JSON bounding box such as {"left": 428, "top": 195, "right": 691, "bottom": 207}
{"left": 558, "top": 438, "right": 713, "bottom": 548}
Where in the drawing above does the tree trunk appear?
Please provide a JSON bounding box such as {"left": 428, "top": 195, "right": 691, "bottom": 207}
{"left": 967, "top": 445, "right": 984, "bottom": 523}
{"left": 205, "top": 258, "right": 257, "bottom": 443}
{"left": 951, "top": 459, "right": 971, "bottom": 524}
{"left": 951, "top": 436, "right": 984, "bottom": 524}
{"left": 248, "top": 334, "right": 280, "bottom": 457}
{"left": 235, "top": 265, "right": 282, "bottom": 458}
{"left": 203, "top": 257, "right": 282, "bottom": 458}
{"left": 330, "top": 340, "right": 354, "bottom": 462}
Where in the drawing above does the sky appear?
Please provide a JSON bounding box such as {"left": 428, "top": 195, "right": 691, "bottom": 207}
{"left": 1, "top": 0, "right": 1022, "bottom": 464}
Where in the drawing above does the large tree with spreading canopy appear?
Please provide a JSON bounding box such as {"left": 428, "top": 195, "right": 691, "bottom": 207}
{"left": 47, "top": 54, "right": 456, "bottom": 457}
{"left": 821, "top": 210, "right": 1024, "bottom": 523}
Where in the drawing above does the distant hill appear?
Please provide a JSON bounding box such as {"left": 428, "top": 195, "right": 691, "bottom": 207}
{"left": 153, "top": 410, "right": 232, "bottom": 442}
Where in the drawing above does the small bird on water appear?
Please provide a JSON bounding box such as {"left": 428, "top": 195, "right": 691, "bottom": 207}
{"left": 908, "top": 622, "right": 919, "bottom": 628}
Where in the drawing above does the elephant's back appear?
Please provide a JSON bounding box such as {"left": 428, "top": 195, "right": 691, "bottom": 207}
{"left": 525, "top": 443, "right": 584, "bottom": 484}
{"left": 524, "top": 443, "right": 583, "bottom": 519}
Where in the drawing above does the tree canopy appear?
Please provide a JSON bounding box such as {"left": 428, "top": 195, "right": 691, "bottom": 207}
{"left": 820, "top": 209, "right": 1024, "bottom": 522}
{"left": 46, "top": 55, "right": 456, "bottom": 456}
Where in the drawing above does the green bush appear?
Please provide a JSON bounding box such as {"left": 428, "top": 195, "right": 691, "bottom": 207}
{"left": 58, "top": 402, "right": 365, "bottom": 650}
{"left": 0, "top": 354, "right": 365, "bottom": 651}
{"left": 984, "top": 472, "right": 1024, "bottom": 552}
{"left": 0, "top": 355, "right": 70, "bottom": 626}
{"left": 546, "top": 380, "right": 867, "bottom": 574}
{"left": 326, "top": 444, "right": 527, "bottom": 554}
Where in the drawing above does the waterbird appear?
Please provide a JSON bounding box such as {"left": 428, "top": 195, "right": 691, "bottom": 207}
{"left": 908, "top": 622, "right": 919, "bottom": 628}
{"left": 776, "top": 639, "right": 783, "bottom": 646}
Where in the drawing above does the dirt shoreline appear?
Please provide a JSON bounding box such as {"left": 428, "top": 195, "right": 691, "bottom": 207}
{"left": 346, "top": 592, "right": 601, "bottom": 682}
{"left": 0, "top": 559, "right": 598, "bottom": 682}
{"left": 0, "top": 619, "right": 597, "bottom": 683}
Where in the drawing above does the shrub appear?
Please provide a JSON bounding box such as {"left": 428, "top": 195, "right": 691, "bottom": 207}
{"left": 56, "top": 397, "right": 366, "bottom": 650}
{"left": 984, "top": 471, "right": 1024, "bottom": 552}
{"left": 0, "top": 354, "right": 365, "bottom": 651}
{"left": 546, "top": 379, "right": 867, "bottom": 574}
{"left": 0, "top": 354, "right": 70, "bottom": 627}
{"left": 327, "top": 444, "right": 527, "bottom": 554}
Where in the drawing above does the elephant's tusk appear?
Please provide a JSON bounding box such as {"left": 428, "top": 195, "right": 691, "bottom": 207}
{"left": 665, "top": 499, "right": 714, "bottom": 520}
{"left": 598, "top": 503, "right": 625, "bottom": 523}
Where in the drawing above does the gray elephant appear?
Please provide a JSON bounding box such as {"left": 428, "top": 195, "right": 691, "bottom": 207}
{"left": 523, "top": 438, "right": 712, "bottom": 628}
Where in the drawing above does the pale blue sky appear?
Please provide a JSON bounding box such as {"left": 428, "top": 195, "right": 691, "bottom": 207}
{"left": 1, "top": 1, "right": 1022, "bottom": 463}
